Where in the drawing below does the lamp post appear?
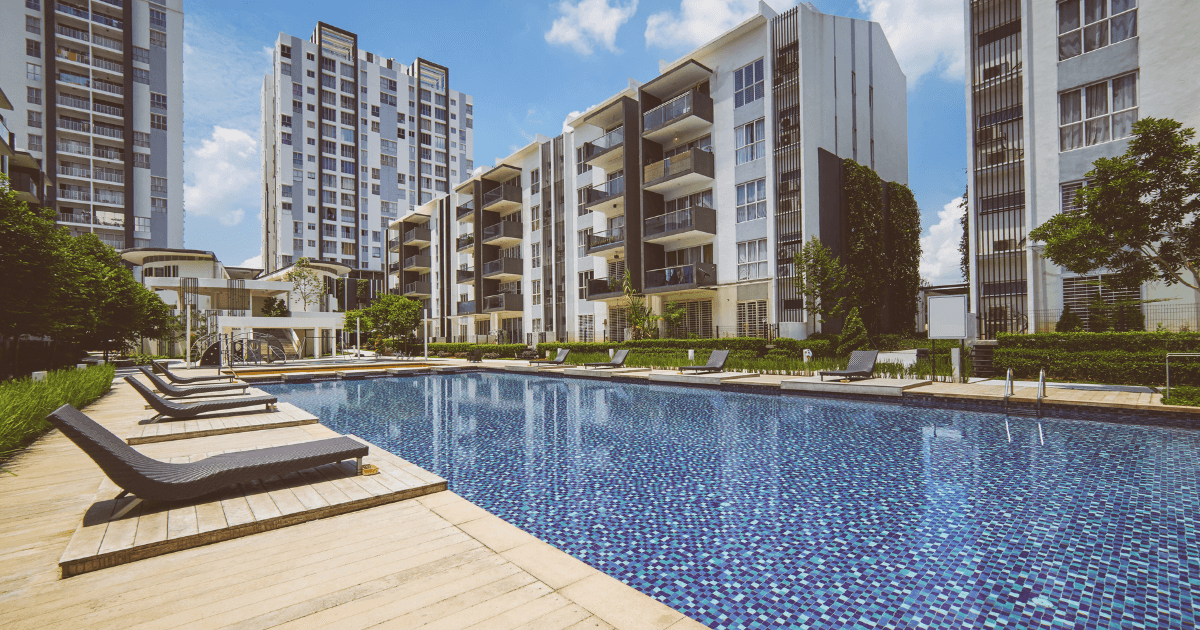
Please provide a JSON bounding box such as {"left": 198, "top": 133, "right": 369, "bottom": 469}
{"left": 356, "top": 317, "right": 361, "bottom": 358}
{"left": 423, "top": 308, "right": 429, "bottom": 360}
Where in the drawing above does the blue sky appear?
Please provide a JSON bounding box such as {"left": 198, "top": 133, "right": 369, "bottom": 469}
{"left": 181, "top": 0, "right": 968, "bottom": 283}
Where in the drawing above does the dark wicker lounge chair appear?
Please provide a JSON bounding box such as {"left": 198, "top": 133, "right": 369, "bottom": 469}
{"left": 151, "top": 359, "right": 235, "bottom": 384}
{"left": 680, "top": 349, "right": 729, "bottom": 374}
{"left": 46, "top": 404, "right": 369, "bottom": 518}
{"left": 530, "top": 348, "right": 570, "bottom": 366}
{"left": 584, "top": 348, "right": 630, "bottom": 369}
{"left": 125, "top": 376, "right": 277, "bottom": 423}
{"left": 138, "top": 366, "right": 250, "bottom": 398}
{"left": 819, "top": 350, "right": 879, "bottom": 381}
{"left": 467, "top": 348, "right": 484, "bottom": 363}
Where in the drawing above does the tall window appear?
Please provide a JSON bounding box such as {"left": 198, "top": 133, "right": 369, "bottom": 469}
{"left": 736, "top": 179, "right": 767, "bottom": 222}
{"left": 734, "top": 58, "right": 764, "bottom": 107}
{"left": 736, "top": 300, "right": 769, "bottom": 338}
{"left": 1061, "top": 181, "right": 1088, "bottom": 213}
{"left": 735, "top": 119, "right": 765, "bottom": 164}
{"left": 577, "top": 228, "right": 592, "bottom": 258}
{"left": 1059, "top": 73, "right": 1137, "bottom": 151}
{"left": 578, "top": 271, "right": 593, "bottom": 299}
{"left": 1058, "top": 0, "right": 1137, "bottom": 61}
{"left": 578, "top": 314, "right": 595, "bottom": 342}
{"left": 737, "top": 238, "right": 768, "bottom": 280}
{"left": 531, "top": 243, "right": 541, "bottom": 268}
{"left": 530, "top": 205, "right": 540, "bottom": 232}
{"left": 532, "top": 280, "right": 542, "bottom": 305}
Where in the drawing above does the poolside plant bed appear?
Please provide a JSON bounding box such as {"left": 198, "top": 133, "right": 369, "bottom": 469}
{"left": 0, "top": 364, "right": 114, "bottom": 457}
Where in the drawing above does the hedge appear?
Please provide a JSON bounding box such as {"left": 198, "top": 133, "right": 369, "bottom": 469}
{"left": 997, "top": 331, "right": 1200, "bottom": 352}
{"left": 992, "top": 348, "right": 1197, "bottom": 386}
{"left": 424, "top": 343, "right": 527, "bottom": 358}
{"left": 535, "top": 337, "right": 839, "bottom": 358}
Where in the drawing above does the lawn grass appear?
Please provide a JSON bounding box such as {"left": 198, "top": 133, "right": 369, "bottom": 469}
{"left": 0, "top": 364, "right": 115, "bottom": 461}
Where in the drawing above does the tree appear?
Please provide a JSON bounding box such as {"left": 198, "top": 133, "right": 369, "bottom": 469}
{"left": 1029, "top": 118, "right": 1200, "bottom": 295}
{"left": 958, "top": 186, "right": 970, "bottom": 283}
{"left": 885, "top": 182, "right": 922, "bottom": 334}
{"left": 1055, "top": 305, "right": 1085, "bottom": 332}
{"left": 661, "top": 302, "right": 687, "bottom": 338}
{"left": 793, "top": 237, "right": 847, "bottom": 329}
{"left": 0, "top": 174, "right": 76, "bottom": 340}
{"left": 838, "top": 307, "right": 870, "bottom": 354}
{"left": 622, "top": 270, "right": 659, "bottom": 340}
{"left": 843, "top": 159, "right": 887, "bottom": 334}
{"left": 259, "top": 297, "right": 289, "bottom": 317}
{"left": 284, "top": 257, "right": 324, "bottom": 311}
{"left": 351, "top": 294, "right": 422, "bottom": 355}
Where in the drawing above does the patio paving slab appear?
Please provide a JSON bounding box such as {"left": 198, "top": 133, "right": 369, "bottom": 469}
{"left": 126, "top": 401, "right": 319, "bottom": 445}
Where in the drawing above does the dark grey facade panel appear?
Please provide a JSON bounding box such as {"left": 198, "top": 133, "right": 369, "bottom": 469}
{"left": 149, "top": 44, "right": 167, "bottom": 92}
{"left": 150, "top": 130, "right": 168, "bottom": 177}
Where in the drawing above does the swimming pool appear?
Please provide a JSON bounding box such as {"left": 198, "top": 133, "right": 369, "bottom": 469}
{"left": 262, "top": 372, "right": 1200, "bottom": 629}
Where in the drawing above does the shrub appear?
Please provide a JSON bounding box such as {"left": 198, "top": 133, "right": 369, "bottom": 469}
{"left": 482, "top": 353, "right": 500, "bottom": 360}
{"left": 993, "top": 348, "right": 1199, "bottom": 386}
{"left": 0, "top": 364, "right": 115, "bottom": 456}
{"left": 1055, "top": 306, "right": 1085, "bottom": 332}
{"left": 425, "top": 343, "right": 525, "bottom": 358}
{"left": 839, "top": 307, "right": 870, "bottom": 353}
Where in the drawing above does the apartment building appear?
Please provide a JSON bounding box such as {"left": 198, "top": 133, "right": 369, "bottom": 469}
{"left": 397, "top": 3, "right": 906, "bottom": 344}
{"left": 261, "top": 22, "right": 475, "bottom": 300}
{"left": 965, "top": 0, "right": 1200, "bottom": 336}
{"left": 1, "top": 0, "right": 184, "bottom": 249}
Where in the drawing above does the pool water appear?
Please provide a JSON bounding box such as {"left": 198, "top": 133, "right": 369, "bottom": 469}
{"left": 262, "top": 372, "right": 1200, "bottom": 629}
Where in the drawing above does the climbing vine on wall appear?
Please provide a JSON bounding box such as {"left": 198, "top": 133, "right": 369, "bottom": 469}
{"left": 885, "top": 182, "right": 922, "bottom": 335}
{"left": 842, "top": 159, "right": 886, "bottom": 335}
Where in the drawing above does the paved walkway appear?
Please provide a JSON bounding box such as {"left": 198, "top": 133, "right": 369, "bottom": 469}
{"left": 0, "top": 373, "right": 705, "bottom": 630}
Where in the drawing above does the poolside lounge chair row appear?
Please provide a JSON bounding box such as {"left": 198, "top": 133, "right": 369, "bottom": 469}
{"left": 525, "top": 348, "right": 731, "bottom": 373}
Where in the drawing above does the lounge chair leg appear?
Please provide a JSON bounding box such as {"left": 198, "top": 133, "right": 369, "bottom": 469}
{"left": 114, "top": 490, "right": 127, "bottom": 501}
{"left": 356, "top": 456, "right": 363, "bottom": 475}
{"left": 112, "top": 497, "right": 142, "bottom": 520}
{"left": 149, "top": 414, "right": 162, "bottom": 424}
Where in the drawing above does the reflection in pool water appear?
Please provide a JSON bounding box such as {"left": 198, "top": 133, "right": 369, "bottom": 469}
{"left": 262, "top": 372, "right": 1200, "bottom": 629}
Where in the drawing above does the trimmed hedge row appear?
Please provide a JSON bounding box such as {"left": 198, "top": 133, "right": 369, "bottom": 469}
{"left": 425, "top": 343, "right": 527, "bottom": 358}
{"left": 992, "top": 348, "right": 1197, "bottom": 386}
{"left": 997, "top": 331, "right": 1200, "bottom": 352}
{"left": 535, "top": 337, "right": 839, "bottom": 358}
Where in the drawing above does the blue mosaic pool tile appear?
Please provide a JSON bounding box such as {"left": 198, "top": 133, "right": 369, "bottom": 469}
{"left": 263, "top": 373, "right": 1200, "bottom": 629}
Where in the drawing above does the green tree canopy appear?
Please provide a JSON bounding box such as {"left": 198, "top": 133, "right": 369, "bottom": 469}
{"left": 885, "top": 182, "right": 922, "bottom": 335}
{"left": 284, "top": 257, "right": 324, "bottom": 311}
{"left": 1029, "top": 118, "right": 1200, "bottom": 293}
{"left": 794, "top": 236, "right": 847, "bottom": 327}
{"left": 347, "top": 294, "right": 423, "bottom": 346}
{"left": 838, "top": 307, "right": 870, "bottom": 354}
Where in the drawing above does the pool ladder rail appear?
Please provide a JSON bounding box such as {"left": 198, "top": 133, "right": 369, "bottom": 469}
{"left": 1002, "top": 368, "right": 1046, "bottom": 418}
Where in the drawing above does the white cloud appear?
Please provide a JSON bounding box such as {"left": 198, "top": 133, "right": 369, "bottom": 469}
{"left": 238, "top": 254, "right": 262, "bottom": 268}
{"left": 183, "top": 127, "right": 258, "bottom": 229}
{"left": 919, "top": 196, "right": 966, "bottom": 286}
{"left": 857, "top": 0, "right": 965, "bottom": 84}
{"left": 646, "top": 0, "right": 795, "bottom": 49}
{"left": 563, "top": 110, "right": 584, "bottom": 133}
{"left": 546, "top": 0, "right": 639, "bottom": 55}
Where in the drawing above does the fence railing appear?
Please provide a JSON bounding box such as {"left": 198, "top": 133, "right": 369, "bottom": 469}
{"left": 1028, "top": 303, "right": 1199, "bottom": 333}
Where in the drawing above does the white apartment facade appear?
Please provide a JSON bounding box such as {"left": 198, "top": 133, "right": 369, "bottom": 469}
{"left": 394, "top": 3, "right": 907, "bottom": 343}
{"left": 1, "top": 0, "right": 184, "bottom": 249}
{"left": 965, "top": 0, "right": 1200, "bottom": 336}
{"left": 261, "top": 22, "right": 475, "bottom": 299}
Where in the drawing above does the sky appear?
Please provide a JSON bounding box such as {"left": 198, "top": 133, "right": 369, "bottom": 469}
{"left": 181, "top": 0, "right": 969, "bottom": 285}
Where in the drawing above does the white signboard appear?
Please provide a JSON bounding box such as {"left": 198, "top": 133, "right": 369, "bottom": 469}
{"left": 928, "top": 295, "right": 969, "bottom": 340}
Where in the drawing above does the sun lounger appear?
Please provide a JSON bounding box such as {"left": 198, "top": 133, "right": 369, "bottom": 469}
{"left": 46, "top": 404, "right": 369, "bottom": 517}
{"left": 679, "top": 349, "right": 729, "bottom": 374}
{"left": 819, "top": 350, "right": 879, "bottom": 381}
{"left": 151, "top": 359, "right": 235, "bottom": 384}
{"left": 584, "top": 348, "right": 630, "bottom": 369}
{"left": 530, "top": 348, "right": 570, "bottom": 366}
{"left": 138, "top": 366, "right": 250, "bottom": 397}
{"left": 467, "top": 348, "right": 483, "bottom": 363}
{"left": 125, "top": 376, "right": 277, "bottom": 423}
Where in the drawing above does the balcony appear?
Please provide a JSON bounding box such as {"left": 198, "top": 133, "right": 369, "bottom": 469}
{"left": 456, "top": 268, "right": 475, "bottom": 285}
{"left": 583, "top": 126, "right": 624, "bottom": 172}
{"left": 482, "top": 257, "right": 523, "bottom": 281}
{"left": 642, "top": 89, "right": 713, "bottom": 144}
{"left": 483, "top": 292, "right": 522, "bottom": 314}
{"left": 57, "top": 117, "right": 90, "bottom": 135}
{"left": 643, "top": 204, "right": 717, "bottom": 248}
{"left": 403, "top": 281, "right": 432, "bottom": 297}
{"left": 58, "top": 211, "right": 92, "bottom": 225}
{"left": 456, "top": 234, "right": 475, "bottom": 253}
{"left": 91, "top": 11, "right": 124, "bottom": 30}
{"left": 403, "top": 254, "right": 432, "bottom": 272}
{"left": 403, "top": 226, "right": 432, "bottom": 245}
{"left": 57, "top": 164, "right": 91, "bottom": 181}
{"left": 585, "top": 226, "right": 625, "bottom": 258}
{"left": 456, "top": 300, "right": 477, "bottom": 316}
{"left": 644, "top": 262, "right": 717, "bottom": 296}
{"left": 482, "top": 220, "right": 522, "bottom": 246}
{"left": 456, "top": 199, "right": 475, "bottom": 222}
{"left": 55, "top": 2, "right": 89, "bottom": 21}
{"left": 10, "top": 173, "right": 43, "bottom": 205}
{"left": 388, "top": 261, "right": 401, "bottom": 274}
{"left": 92, "top": 145, "right": 124, "bottom": 162}
{"left": 55, "top": 94, "right": 90, "bottom": 113}
{"left": 481, "top": 183, "right": 522, "bottom": 216}
{"left": 583, "top": 176, "right": 625, "bottom": 217}
{"left": 92, "top": 56, "right": 123, "bottom": 75}
{"left": 586, "top": 278, "right": 623, "bottom": 301}
{"left": 387, "top": 237, "right": 400, "bottom": 253}
{"left": 94, "top": 189, "right": 125, "bottom": 206}
{"left": 643, "top": 148, "right": 715, "bottom": 194}
{"left": 58, "top": 187, "right": 90, "bottom": 202}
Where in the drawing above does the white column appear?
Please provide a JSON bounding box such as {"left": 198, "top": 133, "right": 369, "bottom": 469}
{"left": 314, "top": 327, "right": 322, "bottom": 359}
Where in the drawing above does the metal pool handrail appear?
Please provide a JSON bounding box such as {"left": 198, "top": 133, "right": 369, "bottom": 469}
{"left": 1003, "top": 368, "right": 1013, "bottom": 414}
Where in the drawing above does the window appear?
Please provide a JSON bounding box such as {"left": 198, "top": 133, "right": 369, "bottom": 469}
{"left": 466, "top": 104, "right": 473, "bottom": 115}
{"left": 149, "top": 8, "right": 167, "bottom": 29}
{"left": 531, "top": 243, "right": 541, "bottom": 269}
{"left": 1059, "top": 73, "right": 1137, "bottom": 151}
{"left": 737, "top": 238, "right": 769, "bottom": 280}
{"left": 150, "top": 30, "right": 166, "bottom": 48}
{"left": 1061, "top": 180, "right": 1087, "bottom": 213}
{"left": 465, "top": 118, "right": 473, "bottom": 129}
{"left": 280, "top": 44, "right": 291, "bottom": 59}
{"left": 736, "top": 119, "right": 766, "bottom": 164}
{"left": 27, "top": 134, "right": 42, "bottom": 152}
{"left": 26, "top": 0, "right": 39, "bottom": 9}
{"left": 26, "top": 39, "right": 40, "bottom": 58}
{"left": 575, "top": 146, "right": 592, "bottom": 175}
{"left": 282, "top": 185, "right": 293, "bottom": 198}
{"left": 736, "top": 179, "right": 767, "bottom": 222}
{"left": 150, "top": 92, "right": 169, "bottom": 110}
{"left": 578, "top": 272, "right": 593, "bottom": 300}
{"left": 134, "top": 153, "right": 150, "bottom": 169}
{"left": 151, "top": 177, "right": 168, "bottom": 195}
{"left": 133, "top": 46, "right": 149, "bottom": 64}
{"left": 532, "top": 280, "right": 542, "bottom": 306}
{"left": 151, "top": 198, "right": 167, "bottom": 214}
{"left": 26, "top": 111, "right": 41, "bottom": 129}
{"left": 26, "top": 62, "right": 40, "bottom": 81}
{"left": 280, "top": 62, "right": 291, "bottom": 75}
{"left": 577, "top": 228, "right": 592, "bottom": 258}
{"left": 340, "top": 95, "right": 356, "bottom": 110}
{"left": 734, "top": 58, "right": 765, "bottom": 107}
{"left": 133, "top": 68, "right": 149, "bottom": 84}
{"left": 26, "top": 87, "right": 41, "bottom": 105}
{"left": 281, "top": 132, "right": 292, "bottom": 145}
{"left": 1058, "top": 0, "right": 1137, "bottom": 61}
{"left": 371, "top": 105, "right": 380, "bottom": 117}
{"left": 25, "top": 15, "right": 39, "bottom": 34}
{"left": 736, "top": 300, "right": 769, "bottom": 337}
{"left": 134, "top": 131, "right": 150, "bottom": 147}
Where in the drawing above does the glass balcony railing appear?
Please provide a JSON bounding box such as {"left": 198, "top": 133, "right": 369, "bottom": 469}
{"left": 645, "top": 262, "right": 717, "bottom": 290}
{"left": 587, "top": 278, "right": 623, "bottom": 299}
{"left": 484, "top": 293, "right": 522, "bottom": 312}
{"left": 584, "top": 176, "right": 624, "bottom": 205}
{"left": 643, "top": 88, "right": 713, "bottom": 134}
{"left": 56, "top": 72, "right": 89, "bottom": 88}
{"left": 482, "top": 183, "right": 521, "bottom": 209}
{"left": 456, "top": 234, "right": 475, "bottom": 250}
{"left": 584, "top": 126, "right": 624, "bottom": 160}
{"left": 56, "top": 2, "right": 89, "bottom": 20}
{"left": 586, "top": 226, "right": 624, "bottom": 251}
{"left": 482, "top": 221, "right": 522, "bottom": 242}
{"left": 456, "top": 300, "right": 477, "bottom": 315}
{"left": 643, "top": 147, "right": 714, "bottom": 185}
{"left": 643, "top": 203, "right": 716, "bottom": 239}
{"left": 403, "top": 227, "right": 431, "bottom": 243}
{"left": 456, "top": 199, "right": 475, "bottom": 221}
{"left": 482, "top": 257, "right": 522, "bottom": 277}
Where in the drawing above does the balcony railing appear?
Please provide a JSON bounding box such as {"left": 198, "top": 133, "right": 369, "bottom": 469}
{"left": 482, "top": 257, "right": 522, "bottom": 277}
{"left": 56, "top": 2, "right": 89, "bottom": 20}
{"left": 456, "top": 300, "right": 477, "bottom": 316}
{"left": 94, "top": 189, "right": 124, "bottom": 205}
{"left": 93, "top": 146, "right": 124, "bottom": 161}
{"left": 92, "top": 56, "right": 123, "bottom": 74}
{"left": 584, "top": 126, "right": 624, "bottom": 160}
{"left": 387, "top": 237, "right": 400, "bottom": 251}
{"left": 57, "top": 118, "right": 90, "bottom": 133}
{"left": 456, "top": 268, "right": 475, "bottom": 283}
{"left": 456, "top": 234, "right": 475, "bottom": 251}
{"left": 643, "top": 148, "right": 715, "bottom": 186}
{"left": 58, "top": 212, "right": 92, "bottom": 225}
{"left": 484, "top": 293, "right": 522, "bottom": 312}
{"left": 93, "top": 167, "right": 123, "bottom": 183}
{"left": 94, "top": 102, "right": 123, "bottom": 117}
{"left": 93, "top": 124, "right": 123, "bottom": 140}
{"left": 55, "top": 49, "right": 90, "bottom": 66}
{"left": 643, "top": 88, "right": 713, "bottom": 135}
{"left": 645, "top": 262, "right": 717, "bottom": 291}
{"left": 94, "top": 80, "right": 124, "bottom": 96}
{"left": 94, "top": 212, "right": 124, "bottom": 228}
{"left": 56, "top": 72, "right": 90, "bottom": 88}
{"left": 482, "top": 183, "right": 521, "bottom": 209}
{"left": 403, "top": 255, "right": 432, "bottom": 269}
{"left": 587, "top": 277, "right": 623, "bottom": 299}
{"left": 586, "top": 226, "right": 624, "bottom": 251}
{"left": 403, "top": 227, "right": 432, "bottom": 243}
{"left": 96, "top": 235, "right": 125, "bottom": 249}
{"left": 56, "top": 94, "right": 90, "bottom": 110}
{"left": 58, "top": 140, "right": 91, "bottom": 156}
{"left": 91, "top": 12, "right": 124, "bottom": 29}
{"left": 456, "top": 200, "right": 475, "bottom": 221}
{"left": 58, "top": 165, "right": 91, "bottom": 179}
{"left": 403, "top": 281, "right": 432, "bottom": 296}
{"left": 584, "top": 176, "right": 624, "bottom": 205}
{"left": 482, "top": 220, "right": 522, "bottom": 243}
{"left": 58, "top": 187, "right": 90, "bottom": 202}
{"left": 643, "top": 203, "right": 717, "bottom": 239}
{"left": 54, "top": 24, "right": 89, "bottom": 42}
{"left": 93, "top": 33, "right": 123, "bottom": 52}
